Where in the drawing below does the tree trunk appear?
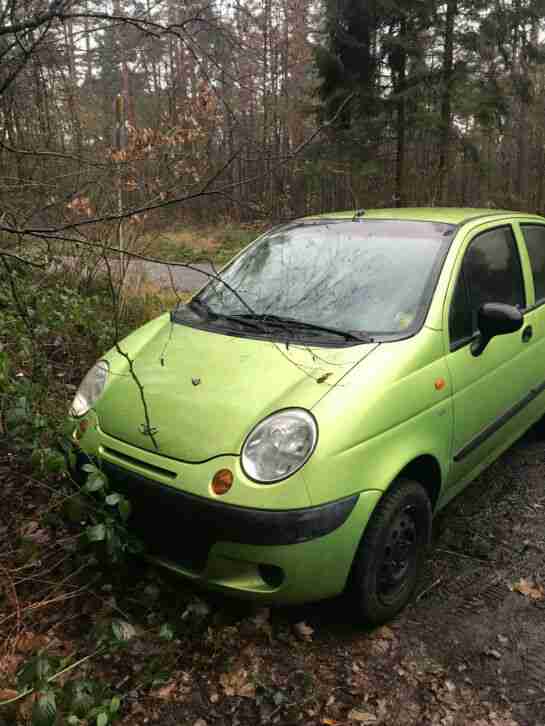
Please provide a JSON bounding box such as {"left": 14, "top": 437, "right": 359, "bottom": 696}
{"left": 438, "top": 0, "right": 457, "bottom": 204}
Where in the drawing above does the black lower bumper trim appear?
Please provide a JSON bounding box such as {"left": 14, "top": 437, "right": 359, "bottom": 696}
{"left": 99, "top": 461, "right": 358, "bottom": 570}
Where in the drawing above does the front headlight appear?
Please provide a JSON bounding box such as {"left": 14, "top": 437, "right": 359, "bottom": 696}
{"left": 241, "top": 409, "right": 318, "bottom": 483}
{"left": 70, "top": 360, "right": 109, "bottom": 417}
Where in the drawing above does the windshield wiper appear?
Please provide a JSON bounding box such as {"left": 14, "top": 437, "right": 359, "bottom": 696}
{"left": 188, "top": 299, "right": 265, "bottom": 332}
{"left": 188, "top": 302, "right": 373, "bottom": 342}
{"left": 230, "top": 313, "right": 373, "bottom": 343}
{"left": 188, "top": 298, "right": 212, "bottom": 316}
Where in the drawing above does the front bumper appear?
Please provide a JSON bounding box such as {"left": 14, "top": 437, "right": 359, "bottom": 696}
{"left": 103, "top": 460, "right": 370, "bottom": 602}
{"left": 64, "top": 419, "right": 382, "bottom": 603}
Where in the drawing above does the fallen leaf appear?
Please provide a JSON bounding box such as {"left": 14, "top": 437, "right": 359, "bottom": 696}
{"left": 182, "top": 598, "right": 211, "bottom": 620}
{"left": 374, "top": 625, "right": 395, "bottom": 641}
{"left": 510, "top": 577, "right": 545, "bottom": 600}
{"left": 0, "top": 689, "right": 18, "bottom": 702}
{"left": 322, "top": 719, "right": 341, "bottom": 725}
{"left": 15, "top": 632, "right": 49, "bottom": 655}
{"left": 220, "top": 668, "right": 255, "bottom": 698}
{"left": 293, "top": 621, "right": 314, "bottom": 641}
{"left": 347, "top": 709, "right": 377, "bottom": 723}
{"left": 484, "top": 648, "right": 502, "bottom": 660}
{"left": 154, "top": 681, "right": 178, "bottom": 700}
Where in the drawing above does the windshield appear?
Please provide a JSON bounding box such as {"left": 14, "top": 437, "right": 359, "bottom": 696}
{"left": 188, "top": 219, "right": 455, "bottom": 339}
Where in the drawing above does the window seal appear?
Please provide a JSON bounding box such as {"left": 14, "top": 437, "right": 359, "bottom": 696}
{"left": 448, "top": 224, "right": 525, "bottom": 351}
{"left": 520, "top": 222, "right": 545, "bottom": 309}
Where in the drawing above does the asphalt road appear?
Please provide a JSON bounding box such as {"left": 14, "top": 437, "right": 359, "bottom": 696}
{"left": 139, "top": 261, "right": 215, "bottom": 292}
{"left": 53, "top": 257, "right": 216, "bottom": 293}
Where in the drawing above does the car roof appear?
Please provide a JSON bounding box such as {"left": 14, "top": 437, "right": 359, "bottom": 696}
{"left": 301, "top": 207, "right": 545, "bottom": 226}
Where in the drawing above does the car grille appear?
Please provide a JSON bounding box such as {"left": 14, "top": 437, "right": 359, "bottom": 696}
{"left": 101, "top": 461, "right": 212, "bottom": 572}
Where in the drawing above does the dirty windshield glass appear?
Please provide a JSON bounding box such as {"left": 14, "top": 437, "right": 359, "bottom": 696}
{"left": 188, "top": 219, "right": 454, "bottom": 339}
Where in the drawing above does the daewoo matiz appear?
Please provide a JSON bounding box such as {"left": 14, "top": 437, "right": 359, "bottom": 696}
{"left": 65, "top": 208, "right": 545, "bottom": 624}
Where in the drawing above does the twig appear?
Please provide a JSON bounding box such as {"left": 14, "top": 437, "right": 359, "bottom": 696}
{"left": 103, "top": 253, "right": 159, "bottom": 450}
{"left": 416, "top": 577, "right": 442, "bottom": 602}
{"left": 2, "top": 93, "right": 356, "bottom": 234}
{"left": 0, "top": 560, "right": 21, "bottom": 653}
{"left": 0, "top": 647, "right": 104, "bottom": 708}
{"left": 435, "top": 547, "right": 493, "bottom": 563}
{"left": 0, "top": 584, "right": 90, "bottom": 627}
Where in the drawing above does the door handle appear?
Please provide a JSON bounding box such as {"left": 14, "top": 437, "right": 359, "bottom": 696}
{"left": 522, "top": 325, "right": 533, "bottom": 343}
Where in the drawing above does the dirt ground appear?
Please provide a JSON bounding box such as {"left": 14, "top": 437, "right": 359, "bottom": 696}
{"left": 2, "top": 427, "right": 545, "bottom": 726}
{"left": 144, "top": 427, "right": 545, "bottom": 726}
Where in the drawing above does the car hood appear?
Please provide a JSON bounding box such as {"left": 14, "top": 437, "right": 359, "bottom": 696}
{"left": 96, "top": 316, "right": 378, "bottom": 461}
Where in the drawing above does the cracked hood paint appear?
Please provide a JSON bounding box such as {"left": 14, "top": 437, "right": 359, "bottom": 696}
{"left": 95, "top": 314, "right": 378, "bottom": 461}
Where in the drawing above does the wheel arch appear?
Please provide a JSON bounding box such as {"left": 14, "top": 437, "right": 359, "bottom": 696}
{"left": 393, "top": 454, "right": 442, "bottom": 511}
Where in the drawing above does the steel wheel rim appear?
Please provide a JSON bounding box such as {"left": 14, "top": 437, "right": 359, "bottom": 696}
{"left": 377, "top": 506, "right": 418, "bottom": 604}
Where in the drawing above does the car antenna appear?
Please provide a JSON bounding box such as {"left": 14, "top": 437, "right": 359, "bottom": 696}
{"left": 352, "top": 208, "right": 366, "bottom": 220}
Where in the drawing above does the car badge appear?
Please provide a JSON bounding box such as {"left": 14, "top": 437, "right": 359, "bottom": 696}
{"left": 192, "top": 377, "right": 201, "bottom": 386}
{"left": 139, "top": 423, "right": 159, "bottom": 436}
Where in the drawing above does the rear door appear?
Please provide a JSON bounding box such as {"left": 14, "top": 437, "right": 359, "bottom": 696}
{"left": 445, "top": 222, "right": 534, "bottom": 487}
{"left": 516, "top": 221, "right": 545, "bottom": 406}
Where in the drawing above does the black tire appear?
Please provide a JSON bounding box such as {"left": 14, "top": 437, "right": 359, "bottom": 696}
{"left": 532, "top": 415, "right": 545, "bottom": 438}
{"left": 348, "top": 479, "right": 432, "bottom": 626}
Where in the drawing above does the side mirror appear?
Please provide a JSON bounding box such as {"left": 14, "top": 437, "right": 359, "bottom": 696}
{"left": 471, "top": 302, "right": 523, "bottom": 356}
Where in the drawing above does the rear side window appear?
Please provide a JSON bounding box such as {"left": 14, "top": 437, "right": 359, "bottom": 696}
{"left": 449, "top": 226, "right": 525, "bottom": 345}
{"left": 520, "top": 224, "right": 545, "bottom": 303}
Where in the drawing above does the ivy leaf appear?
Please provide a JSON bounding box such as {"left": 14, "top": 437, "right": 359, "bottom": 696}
{"left": 85, "top": 472, "right": 106, "bottom": 492}
{"left": 32, "top": 691, "right": 56, "bottom": 726}
{"left": 111, "top": 619, "right": 136, "bottom": 642}
{"left": 159, "top": 623, "right": 174, "bottom": 641}
{"left": 105, "top": 493, "right": 121, "bottom": 506}
{"left": 69, "top": 679, "right": 95, "bottom": 717}
{"left": 43, "top": 449, "right": 66, "bottom": 474}
{"left": 18, "top": 654, "right": 52, "bottom": 688}
{"left": 110, "top": 696, "right": 121, "bottom": 713}
{"left": 87, "top": 523, "right": 106, "bottom": 542}
{"left": 96, "top": 712, "right": 109, "bottom": 726}
{"left": 82, "top": 463, "right": 97, "bottom": 474}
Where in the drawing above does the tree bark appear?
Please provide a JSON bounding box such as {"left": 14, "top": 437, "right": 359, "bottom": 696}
{"left": 438, "top": 0, "right": 457, "bottom": 204}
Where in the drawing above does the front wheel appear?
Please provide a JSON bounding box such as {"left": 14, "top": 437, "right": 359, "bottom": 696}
{"left": 348, "top": 479, "right": 432, "bottom": 626}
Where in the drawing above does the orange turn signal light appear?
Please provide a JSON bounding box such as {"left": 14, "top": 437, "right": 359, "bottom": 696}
{"left": 212, "top": 469, "right": 233, "bottom": 496}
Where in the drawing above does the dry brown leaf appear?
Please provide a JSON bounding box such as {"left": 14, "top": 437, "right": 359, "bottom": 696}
{"left": 0, "top": 654, "right": 23, "bottom": 680}
{"left": 293, "top": 621, "right": 314, "bottom": 641}
{"left": 510, "top": 577, "right": 545, "bottom": 600}
{"left": 347, "top": 709, "right": 377, "bottom": 724}
{"left": 0, "top": 689, "right": 18, "bottom": 702}
{"left": 153, "top": 681, "right": 179, "bottom": 700}
{"left": 15, "top": 631, "right": 49, "bottom": 654}
{"left": 219, "top": 668, "right": 255, "bottom": 698}
{"left": 321, "top": 718, "right": 341, "bottom": 725}
{"left": 374, "top": 625, "right": 395, "bottom": 640}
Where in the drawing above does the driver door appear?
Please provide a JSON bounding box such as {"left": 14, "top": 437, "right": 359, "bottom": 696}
{"left": 445, "top": 223, "right": 533, "bottom": 487}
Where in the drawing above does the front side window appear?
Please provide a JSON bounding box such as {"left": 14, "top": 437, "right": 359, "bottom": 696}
{"left": 176, "top": 219, "right": 455, "bottom": 343}
{"left": 449, "top": 225, "right": 525, "bottom": 345}
{"left": 520, "top": 224, "right": 545, "bottom": 303}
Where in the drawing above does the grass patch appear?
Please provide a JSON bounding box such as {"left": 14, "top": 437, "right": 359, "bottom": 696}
{"left": 142, "top": 221, "right": 267, "bottom": 265}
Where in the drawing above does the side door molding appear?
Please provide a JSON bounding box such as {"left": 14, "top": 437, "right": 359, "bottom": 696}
{"left": 453, "top": 377, "right": 545, "bottom": 462}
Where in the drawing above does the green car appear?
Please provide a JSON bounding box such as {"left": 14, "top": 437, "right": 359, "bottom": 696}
{"left": 65, "top": 208, "right": 545, "bottom": 624}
